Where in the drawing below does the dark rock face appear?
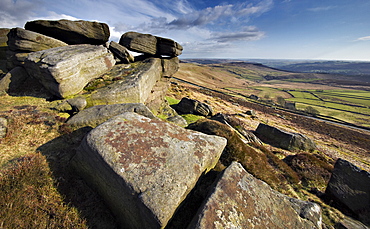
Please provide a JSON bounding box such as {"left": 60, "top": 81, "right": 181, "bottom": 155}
{"left": 188, "top": 161, "right": 322, "bottom": 229}
{"left": 174, "top": 97, "right": 213, "bottom": 117}
{"left": 326, "top": 158, "right": 370, "bottom": 226}
{"left": 119, "top": 31, "right": 183, "bottom": 57}
{"left": 255, "top": 123, "right": 316, "bottom": 151}
{"left": 119, "top": 31, "right": 157, "bottom": 55}
{"left": 156, "top": 36, "right": 183, "bottom": 57}
{"left": 25, "top": 19, "right": 110, "bottom": 45}
{"left": 72, "top": 112, "right": 226, "bottom": 229}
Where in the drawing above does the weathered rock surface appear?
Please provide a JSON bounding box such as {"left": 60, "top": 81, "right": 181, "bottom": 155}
{"left": 255, "top": 123, "right": 316, "bottom": 151}
{"left": 156, "top": 36, "right": 183, "bottom": 57}
{"left": 25, "top": 19, "right": 110, "bottom": 45}
{"left": 337, "top": 216, "right": 370, "bottom": 229}
{"left": 87, "top": 58, "right": 161, "bottom": 106}
{"left": 7, "top": 27, "right": 68, "bottom": 52}
{"left": 119, "top": 31, "right": 157, "bottom": 55}
{"left": 174, "top": 97, "right": 214, "bottom": 117}
{"left": 119, "top": 31, "right": 183, "bottom": 57}
{"left": 24, "top": 44, "right": 115, "bottom": 98}
{"left": 162, "top": 57, "right": 179, "bottom": 77}
{"left": 72, "top": 112, "right": 227, "bottom": 228}
{"left": 67, "top": 103, "right": 155, "bottom": 127}
{"left": 188, "top": 161, "right": 322, "bottom": 229}
{"left": 108, "top": 41, "right": 134, "bottom": 63}
{"left": 0, "top": 66, "right": 29, "bottom": 95}
{"left": 326, "top": 158, "right": 370, "bottom": 225}
{"left": 0, "top": 117, "right": 7, "bottom": 138}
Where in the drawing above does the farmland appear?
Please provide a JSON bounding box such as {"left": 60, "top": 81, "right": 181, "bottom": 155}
{"left": 176, "top": 60, "right": 370, "bottom": 129}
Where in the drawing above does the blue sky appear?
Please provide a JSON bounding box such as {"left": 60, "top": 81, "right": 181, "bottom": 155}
{"left": 1, "top": 0, "right": 369, "bottom": 61}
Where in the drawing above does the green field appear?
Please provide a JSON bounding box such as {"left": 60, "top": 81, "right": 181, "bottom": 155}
{"left": 284, "top": 89, "right": 370, "bottom": 127}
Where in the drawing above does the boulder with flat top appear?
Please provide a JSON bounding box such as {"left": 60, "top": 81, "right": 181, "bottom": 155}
{"left": 24, "top": 44, "right": 115, "bottom": 98}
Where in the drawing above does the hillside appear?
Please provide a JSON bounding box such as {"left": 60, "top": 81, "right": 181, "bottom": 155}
{"left": 174, "top": 62, "right": 370, "bottom": 128}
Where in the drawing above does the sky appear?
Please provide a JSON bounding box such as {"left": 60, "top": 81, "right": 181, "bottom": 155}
{"left": 1, "top": 0, "right": 370, "bottom": 61}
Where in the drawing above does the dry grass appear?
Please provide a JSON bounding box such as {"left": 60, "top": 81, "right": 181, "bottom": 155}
{"left": 0, "top": 152, "right": 87, "bottom": 228}
{"left": 0, "top": 95, "right": 117, "bottom": 228}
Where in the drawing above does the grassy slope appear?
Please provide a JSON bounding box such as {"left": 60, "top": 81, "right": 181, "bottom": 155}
{"left": 174, "top": 62, "right": 370, "bottom": 128}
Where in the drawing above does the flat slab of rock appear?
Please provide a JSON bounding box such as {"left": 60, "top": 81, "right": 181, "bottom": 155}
{"left": 7, "top": 27, "right": 67, "bottom": 52}
{"left": 88, "top": 58, "right": 161, "bottom": 105}
{"left": 72, "top": 112, "right": 227, "bottom": 228}
{"left": 326, "top": 158, "right": 370, "bottom": 225}
{"left": 25, "top": 19, "right": 110, "bottom": 45}
{"left": 255, "top": 123, "right": 316, "bottom": 151}
{"left": 67, "top": 103, "right": 156, "bottom": 127}
{"left": 24, "top": 44, "right": 115, "bottom": 98}
{"left": 188, "top": 161, "right": 322, "bottom": 229}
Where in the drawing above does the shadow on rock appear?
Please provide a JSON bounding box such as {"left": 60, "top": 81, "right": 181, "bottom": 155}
{"left": 37, "top": 126, "right": 119, "bottom": 229}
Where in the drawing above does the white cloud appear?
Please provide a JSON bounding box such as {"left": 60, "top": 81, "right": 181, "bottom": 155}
{"left": 356, "top": 36, "right": 370, "bottom": 41}
{"left": 307, "top": 6, "right": 336, "bottom": 12}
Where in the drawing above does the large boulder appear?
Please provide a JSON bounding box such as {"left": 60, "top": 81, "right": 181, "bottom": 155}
{"left": 67, "top": 103, "right": 156, "bottom": 127}
{"left": 119, "top": 31, "right": 157, "bottom": 55}
{"left": 72, "top": 112, "right": 227, "bottom": 228}
{"left": 86, "top": 58, "right": 161, "bottom": 106}
{"left": 325, "top": 158, "right": 370, "bottom": 225}
{"left": 188, "top": 161, "right": 322, "bottom": 228}
{"left": 119, "top": 31, "right": 183, "bottom": 57}
{"left": 174, "top": 97, "right": 214, "bottom": 117}
{"left": 7, "top": 27, "right": 67, "bottom": 52}
{"left": 25, "top": 19, "right": 110, "bottom": 45}
{"left": 255, "top": 123, "right": 316, "bottom": 151}
{"left": 24, "top": 44, "right": 115, "bottom": 98}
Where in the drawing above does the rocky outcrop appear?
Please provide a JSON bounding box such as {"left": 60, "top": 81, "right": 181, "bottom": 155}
{"left": 255, "top": 123, "right": 316, "bottom": 151}
{"left": 7, "top": 28, "right": 68, "bottom": 53}
{"left": 188, "top": 161, "right": 322, "bottom": 228}
{"left": 108, "top": 41, "right": 134, "bottom": 64}
{"left": 86, "top": 58, "right": 161, "bottom": 106}
{"left": 24, "top": 44, "right": 115, "bottom": 98}
{"left": 25, "top": 19, "right": 110, "bottom": 45}
{"left": 67, "top": 103, "right": 155, "bottom": 127}
{"left": 72, "top": 112, "right": 227, "bottom": 228}
{"left": 325, "top": 158, "right": 370, "bottom": 225}
{"left": 174, "top": 97, "right": 214, "bottom": 117}
{"left": 119, "top": 31, "right": 183, "bottom": 57}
